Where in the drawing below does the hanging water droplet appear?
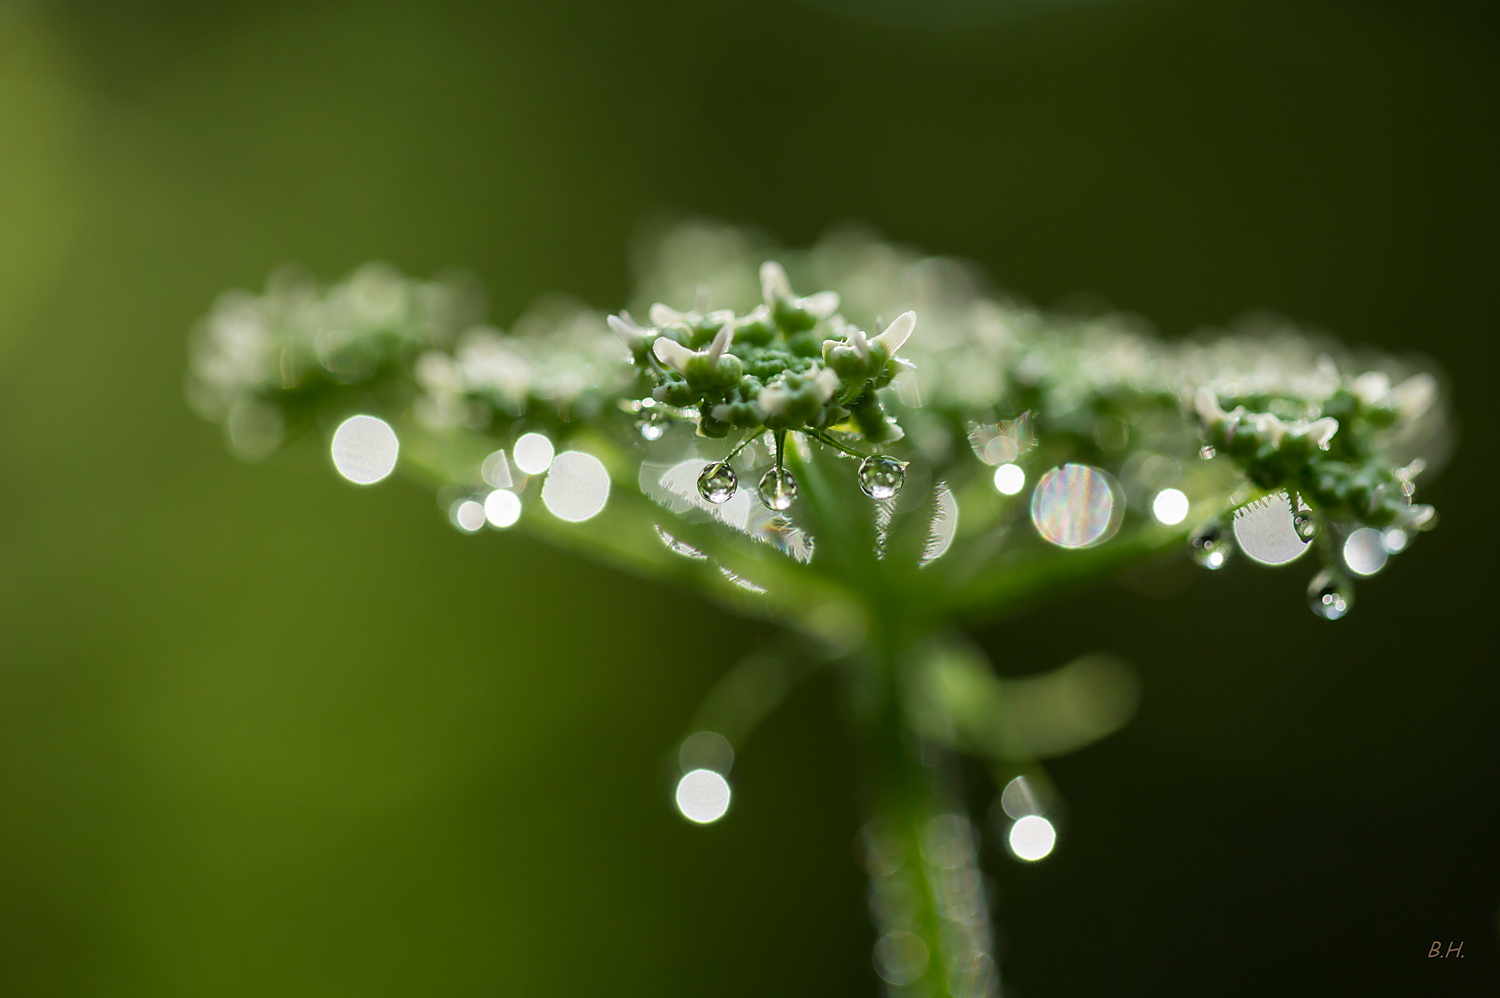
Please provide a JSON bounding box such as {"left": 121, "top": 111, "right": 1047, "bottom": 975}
{"left": 857, "top": 455, "right": 906, "bottom": 500}
{"left": 757, "top": 467, "right": 798, "bottom": 510}
{"left": 1189, "top": 522, "right": 1233, "bottom": 569}
{"left": 1307, "top": 567, "right": 1354, "bottom": 620}
{"left": 697, "top": 462, "right": 737, "bottom": 504}
{"left": 636, "top": 408, "right": 669, "bottom": 441}
{"left": 1199, "top": 445, "right": 1216, "bottom": 460}
{"left": 1293, "top": 511, "right": 1318, "bottom": 540}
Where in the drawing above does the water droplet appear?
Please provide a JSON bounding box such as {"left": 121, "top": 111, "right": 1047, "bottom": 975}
{"left": 1343, "top": 527, "right": 1388, "bottom": 576}
{"left": 857, "top": 455, "right": 906, "bottom": 499}
{"left": 1189, "top": 522, "right": 1233, "bottom": 569}
{"left": 1308, "top": 567, "right": 1354, "bottom": 620}
{"left": 757, "top": 467, "right": 798, "bottom": 510}
{"left": 1030, "top": 464, "right": 1120, "bottom": 548}
{"left": 697, "top": 463, "right": 737, "bottom": 504}
{"left": 1293, "top": 511, "right": 1318, "bottom": 540}
{"left": 1199, "top": 445, "right": 1216, "bottom": 460}
{"left": 636, "top": 408, "right": 669, "bottom": 441}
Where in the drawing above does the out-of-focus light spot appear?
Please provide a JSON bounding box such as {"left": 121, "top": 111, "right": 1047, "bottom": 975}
{"left": 1000, "top": 776, "right": 1042, "bottom": 819}
{"left": 919, "top": 482, "right": 959, "bottom": 566}
{"left": 1344, "top": 527, "right": 1389, "bottom": 576}
{"left": 483, "top": 489, "right": 521, "bottom": 528}
{"left": 541, "top": 451, "right": 610, "bottom": 522}
{"left": 513, "top": 432, "right": 555, "bottom": 475}
{"left": 1382, "top": 527, "right": 1408, "bottom": 553}
{"left": 993, "top": 463, "right": 1025, "bottom": 495}
{"left": 873, "top": 930, "right": 930, "bottom": 986}
{"left": 1233, "top": 492, "right": 1311, "bottom": 566}
{"left": 1030, "top": 464, "right": 1119, "bottom": 548}
{"left": 1152, "top": 488, "right": 1189, "bottom": 525}
{"left": 330, "top": 415, "right": 398, "bottom": 484}
{"left": 675, "top": 769, "right": 730, "bottom": 824}
{"left": 480, "top": 449, "right": 513, "bottom": 488}
{"left": 451, "top": 499, "right": 485, "bottom": 533}
{"left": 1008, "top": 815, "right": 1056, "bottom": 861}
{"left": 679, "top": 731, "right": 734, "bottom": 774}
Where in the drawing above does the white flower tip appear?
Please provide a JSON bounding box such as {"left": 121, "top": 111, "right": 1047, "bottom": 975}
{"left": 811, "top": 366, "right": 839, "bottom": 402}
{"left": 608, "top": 313, "right": 652, "bottom": 349}
{"left": 1252, "top": 412, "right": 1288, "bottom": 445}
{"left": 1392, "top": 373, "right": 1437, "bottom": 420}
{"left": 760, "top": 261, "right": 791, "bottom": 304}
{"left": 1194, "top": 387, "right": 1226, "bottom": 424}
{"left": 1303, "top": 416, "right": 1340, "bottom": 450}
{"left": 1353, "top": 371, "right": 1391, "bottom": 406}
{"left": 705, "top": 323, "right": 734, "bottom": 365}
{"left": 649, "top": 303, "right": 684, "bottom": 328}
{"left": 652, "top": 336, "right": 694, "bottom": 375}
{"left": 849, "top": 325, "right": 870, "bottom": 362}
{"left": 873, "top": 311, "right": 916, "bottom": 355}
{"left": 803, "top": 290, "right": 840, "bottom": 319}
{"left": 757, "top": 383, "right": 790, "bottom": 416}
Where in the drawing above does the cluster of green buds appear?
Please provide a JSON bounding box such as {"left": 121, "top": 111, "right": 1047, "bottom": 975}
{"left": 608, "top": 262, "right": 915, "bottom": 511}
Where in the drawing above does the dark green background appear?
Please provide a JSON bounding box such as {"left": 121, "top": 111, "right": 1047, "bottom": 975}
{"left": 0, "top": 0, "right": 1495, "bottom": 994}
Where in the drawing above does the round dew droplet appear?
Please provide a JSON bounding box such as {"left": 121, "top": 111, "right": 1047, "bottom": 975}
{"left": 697, "top": 463, "right": 737, "bottom": 504}
{"left": 757, "top": 467, "right": 798, "bottom": 511}
{"left": 1293, "top": 511, "right": 1319, "bottom": 540}
{"left": 1189, "top": 522, "right": 1233, "bottom": 569}
{"left": 857, "top": 455, "right": 906, "bottom": 500}
{"left": 1308, "top": 567, "right": 1354, "bottom": 620}
{"left": 636, "top": 409, "right": 668, "bottom": 441}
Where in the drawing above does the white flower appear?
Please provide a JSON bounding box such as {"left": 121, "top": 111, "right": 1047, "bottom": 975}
{"left": 652, "top": 322, "right": 735, "bottom": 376}
{"left": 607, "top": 312, "right": 655, "bottom": 353}
{"left": 760, "top": 260, "right": 841, "bottom": 318}
{"left": 872, "top": 311, "right": 915, "bottom": 357}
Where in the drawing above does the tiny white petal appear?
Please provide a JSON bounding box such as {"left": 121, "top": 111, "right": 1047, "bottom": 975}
{"left": 649, "top": 303, "right": 687, "bottom": 327}
{"left": 801, "top": 290, "right": 840, "bottom": 318}
{"left": 872, "top": 311, "right": 916, "bottom": 356}
{"left": 1252, "top": 412, "right": 1288, "bottom": 445}
{"left": 810, "top": 366, "right": 839, "bottom": 402}
{"left": 1194, "top": 387, "right": 1227, "bottom": 424}
{"left": 1391, "top": 373, "right": 1437, "bottom": 420}
{"left": 847, "top": 325, "right": 871, "bottom": 362}
{"left": 653, "top": 336, "right": 695, "bottom": 375}
{"left": 1301, "top": 416, "right": 1340, "bottom": 450}
{"left": 705, "top": 322, "right": 734, "bottom": 365}
{"left": 757, "top": 383, "right": 790, "bottom": 416}
{"left": 607, "top": 313, "right": 653, "bottom": 350}
{"left": 760, "top": 261, "right": 791, "bottom": 306}
{"left": 1352, "top": 371, "right": 1391, "bottom": 406}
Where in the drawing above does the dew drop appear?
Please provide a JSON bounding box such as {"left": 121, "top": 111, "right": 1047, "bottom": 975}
{"left": 757, "top": 467, "right": 799, "bottom": 511}
{"left": 1189, "top": 522, "right": 1233, "bottom": 569}
{"left": 1308, "top": 567, "right": 1354, "bottom": 620}
{"left": 1293, "top": 511, "right": 1318, "bottom": 540}
{"left": 857, "top": 455, "right": 906, "bottom": 500}
{"left": 1199, "top": 445, "right": 1216, "bottom": 460}
{"left": 636, "top": 408, "right": 669, "bottom": 441}
{"left": 697, "top": 462, "right": 737, "bottom": 504}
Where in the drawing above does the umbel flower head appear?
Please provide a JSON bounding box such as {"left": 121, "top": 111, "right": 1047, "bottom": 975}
{"left": 186, "top": 222, "right": 1449, "bottom": 636}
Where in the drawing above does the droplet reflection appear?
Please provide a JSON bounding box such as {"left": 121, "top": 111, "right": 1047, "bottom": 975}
{"left": 1343, "top": 527, "right": 1389, "bottom": 576}
{"left": 451, "top": 498, "right": 486, "bottom": 533}
{"left": 1151, "top": 488, "right": 1189, "bottom": 525}
{"left": 1308, "top": 567, "right": 1354, "bottom": 620}
{"left": 1030, "top": 464, "right": 1119, "bottom": 549}
{"left": 513, "top": 432, "right": 555, "bottom": 475}
{"left": 1233, "top": 492, "right": 1311, "bottom": 566}
{"left": 540, "top": 451, "right": 610, "bottom": 522}
{"left": 675, "top": 769, "right": 731, "bottom": 824}
{"left": 1008, "top": 815, "right": 1057, "bottom": 861}
{"left": 993, "top": 463, "right": 1025, "bottom": 496}
{"left": 330, "top": 415, "right": 399, "bottom": 484}
{"left": 857, "top": 455, "right": 906, "bottom": 500}
{"left": 483, "top": 489, "right": 521, "bottom": 528}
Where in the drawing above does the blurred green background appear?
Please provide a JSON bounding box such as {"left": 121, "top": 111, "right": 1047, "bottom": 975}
{"left": 1, "top": 0, "right": 1496, "bottom": 994}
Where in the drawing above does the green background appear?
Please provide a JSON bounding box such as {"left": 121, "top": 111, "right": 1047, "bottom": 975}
{"left": 0, "top": 0, "right": 1495, "bottom": 993}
